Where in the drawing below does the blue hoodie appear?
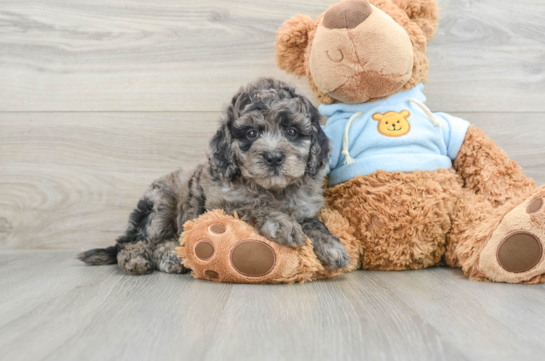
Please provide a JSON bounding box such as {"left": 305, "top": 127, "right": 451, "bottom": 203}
{"left": 320, "top": 83, "right": 470, "bottom": 186}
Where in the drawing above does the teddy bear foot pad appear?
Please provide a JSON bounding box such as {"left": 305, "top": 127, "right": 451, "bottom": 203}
{"left": 177, "top": 210, "right": 323, "bottom": 284}
{"left": 186, "top": 221, "right": 278, "bottom": 282}
{"left": 194, "top": 235, "right": 277, "bottom": 279}
{"left": 479, "top": 186, "right": 545, "bottom": 283}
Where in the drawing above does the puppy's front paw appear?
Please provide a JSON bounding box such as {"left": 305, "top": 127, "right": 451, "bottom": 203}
{"left": 312, "top": 234, "right": 350, "bottom": 270}
{"left": 260, "top": 217, "right": 307, "bottom": 248}
{"left": 154, "top": 242, "right": 191, "bottom": 274}
{"left": 161, "top": 254, "right": 190, "bottom": 274}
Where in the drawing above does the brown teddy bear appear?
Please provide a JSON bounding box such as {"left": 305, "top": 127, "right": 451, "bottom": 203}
{"left": 179, "top": 0, "right": 545, "bottom": 284}
{"left": 274, "top": 0, "right": 545, "bottom": 283}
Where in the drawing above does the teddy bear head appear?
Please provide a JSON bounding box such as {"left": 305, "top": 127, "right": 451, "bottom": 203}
{"left": 274, "top": 0, "right": 439, "bottom": 104}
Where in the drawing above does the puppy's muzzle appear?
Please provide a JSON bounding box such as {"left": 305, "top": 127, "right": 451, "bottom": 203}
{"left": 263, "top": 152, "right": 285, "bottom": 167}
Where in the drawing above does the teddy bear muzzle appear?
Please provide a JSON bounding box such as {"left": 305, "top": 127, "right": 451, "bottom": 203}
{"left": 309, "top": 2, "right": 415, "bottom": 104}
{"left": 322, "top": 0, "right": 372, "bottom": 29}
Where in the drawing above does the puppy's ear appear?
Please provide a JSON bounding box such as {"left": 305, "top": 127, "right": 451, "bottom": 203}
{"left": 305, "top": 102, "right": 331, "bottom": 178}
{"left": 275, "top": 14, "right": 316, "bottom": 78}
{"left": 391, "top": 0, "right": 439, "bottom": 41}
{"left": 209, "top": 121, "right": 239, "bottom": 181}
{"left": 209, "top": 86, "right": 254, "bottom": 181}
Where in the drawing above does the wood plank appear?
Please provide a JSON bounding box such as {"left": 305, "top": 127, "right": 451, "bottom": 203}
{"left": 0, "top": 112, "right": 219, "bottom": 250}
{"left": 0, "top": 0, "right": 544, "bottom": 112}
{"left": 372, "top": 268, "right": 545, "bottom": 361}
{"left": 1, "top": 250, "right": 544, "bottom": 361}
{"left": 426, "top": 0, "right": 545, "bottom": 112}
{"left": 1, "top": 112, "right": 544, "bottom": 250}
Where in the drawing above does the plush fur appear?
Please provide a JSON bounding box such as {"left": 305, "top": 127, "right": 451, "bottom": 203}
{"left": 275, "top": 0, "right": 438, "bottom": 104}
{"left": 78, "top": 78, "right": 350, "bottom": 274}
{"left": 272, "top": 0, "right": 545, "bottom": 284}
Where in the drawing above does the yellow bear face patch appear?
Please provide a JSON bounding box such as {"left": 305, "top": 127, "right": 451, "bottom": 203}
{"left": 372, "top": 110, "right": 411, "bottom": 137}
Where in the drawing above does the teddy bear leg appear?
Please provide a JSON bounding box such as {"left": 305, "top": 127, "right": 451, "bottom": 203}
{"left": 178, "top": 211, "right": 322, "bottom": 284}
{"left": 447, "top": 186, "right": 545, "bottom": 283}
{"left": 325, "top": 170, "right": 460, "bottom": 271}
{"left": 454, "top": 125, "right": 537, "bottom": 206}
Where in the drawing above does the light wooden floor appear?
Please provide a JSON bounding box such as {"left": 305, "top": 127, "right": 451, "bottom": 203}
{"left": 1, "top": 250, "right": 545, "bottom": 361}
{"left": 1, "top": 0, "right": 545, "bottom": 360}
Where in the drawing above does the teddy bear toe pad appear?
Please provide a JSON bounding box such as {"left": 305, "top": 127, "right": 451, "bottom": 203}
{"left": 194, "top": 241, "right": 214, "bottom": 261}
{"left": 204, "top": 270, "right": 219, "bottom": 278}
{"left": 480, "top": 190, "right": 545, "bottom": 283}
{"left": 527, "top": 198, "right": 543, "bottom": 214}
{"left": 209, "top": 224, "right": 226, "bottom": 234}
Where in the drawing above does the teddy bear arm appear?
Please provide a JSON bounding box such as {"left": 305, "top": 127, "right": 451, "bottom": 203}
{"left": 453, "top": 125, "right": 537, "bottom": 206}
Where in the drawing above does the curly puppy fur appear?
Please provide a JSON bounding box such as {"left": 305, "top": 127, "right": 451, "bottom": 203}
{"left": 78, "top": 78, "right": 350, "bottom": 274}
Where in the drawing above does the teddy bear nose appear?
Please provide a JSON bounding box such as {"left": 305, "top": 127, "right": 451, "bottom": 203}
{"left": 323, "top": 0, "right": 372, "bottom": 29}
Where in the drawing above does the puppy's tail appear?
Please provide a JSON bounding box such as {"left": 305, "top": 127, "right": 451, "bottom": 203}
{"left": 77, "top": 245, "right": 119, "bottom": 265}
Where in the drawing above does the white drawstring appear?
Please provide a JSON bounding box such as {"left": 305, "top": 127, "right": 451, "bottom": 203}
{"left": 341, "top": 99, "right": 440, "bottom": 165}
{"left": 342, "top": 112, "right": 362, "bottom": 165}
{"left": 407, "top": 98, "right": 441, "bottom": 127}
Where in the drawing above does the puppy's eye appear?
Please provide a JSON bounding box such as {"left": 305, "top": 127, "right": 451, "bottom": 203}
{"left": 286, "top": 128, "right": 298, "bottom": 137}
{"left": 247, "top": 129, "right": 259, "bottom": 140}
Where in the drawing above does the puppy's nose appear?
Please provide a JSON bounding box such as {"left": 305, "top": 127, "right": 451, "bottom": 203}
{"left": 323, "top": 0, "right": 372, "bottom": 29}
{"left": 264, "top": 152, "right": 285, "bottom": 167}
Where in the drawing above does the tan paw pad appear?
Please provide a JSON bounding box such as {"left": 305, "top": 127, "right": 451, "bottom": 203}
{"left": 229, "top": 240, "right": 276, "bottom": 277}
{"left": 497, "top": 232, "right": 542, "bottom": 273}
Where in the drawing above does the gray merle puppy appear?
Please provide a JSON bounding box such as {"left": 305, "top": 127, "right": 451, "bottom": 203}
{"left": 78, "top": 78, "right": 350, "bottom": 275}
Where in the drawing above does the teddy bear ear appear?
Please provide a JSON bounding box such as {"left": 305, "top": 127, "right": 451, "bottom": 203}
{"left": 274, "top": 14, "right": 316, "bottom": 78}
{"left": 372, "top": 113, "right": 384, "bottom": 121}
{"left": 391, "top": 0, "right": 439, "bottom": 42}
